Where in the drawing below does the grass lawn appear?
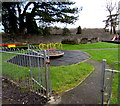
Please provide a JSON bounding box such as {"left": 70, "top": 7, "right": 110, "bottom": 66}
{"left": 85, "top": 49, "right": 119, "bottom": 104}
{"left": 62, "top": 42, "right": 118, "bottom": 50}
{"left": 51, "top": 62, "right": 93, "bottom": 93}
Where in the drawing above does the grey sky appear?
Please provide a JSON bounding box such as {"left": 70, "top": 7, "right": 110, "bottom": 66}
{"left": 0, "top": 0, "right": 119, "bottom": 32}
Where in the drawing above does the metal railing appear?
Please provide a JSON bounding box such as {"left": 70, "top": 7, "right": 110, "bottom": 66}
{"left": 101, "top": 59, "right": 120, "bottom": 105}
{"left": 1, "top": 44, "right": 51, "bottom": 98}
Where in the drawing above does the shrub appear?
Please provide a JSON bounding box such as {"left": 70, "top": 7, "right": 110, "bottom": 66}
{"left": 43, "top": 27, "right": 51, "bottom": 35}
{"left": 62, "top": 38, "right": 80, "bottom": 44}
{"left": 91, "top": 37, "right": 99, "bottom": 43}
{"left": 80, "top": 38, "right": 88, "bottom": 44}
{"left": 76, "top": 26, "right": 82, "bottom": 34}
{"left": 62, "top": 27, "right": 71, "bottom": 36}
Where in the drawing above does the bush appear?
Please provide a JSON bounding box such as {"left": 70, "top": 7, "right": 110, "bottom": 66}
{"left": 62, "top": 38, "right": 80, "bottom": 44}
{"left": 91, "top": 37, "right": 99, "bottom": 43}
{"left": 80, "top": 38, "right": 88, "bottom": 44}
{"left": 76, "top": 26, "right": 82, "bottom": 34}
{"left": 43, "top": 27, "right": 51, "bottom": 35}
{"left": 38, "top": 27, "right": 43, "bottom": 35}
{"left": 62, "top": 27, "right": 71, "bottom": 35}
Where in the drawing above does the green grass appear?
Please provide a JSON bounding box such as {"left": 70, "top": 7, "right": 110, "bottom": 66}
{"left": 51, "top": 62, "right": 94, "bottom": 93}
{"left": 2, "top": 53, "right": 30, "bottom": 81}
{"left": 63, "top": 42, "right": 118, "bottom": 50}
{"left": 85, "top": 49, "right": 119, "bottom": 104}
{"left": 2, "top": 52, "right": 94, "bottom": 93}
{"left": 85, "top": 49, "right": 118, "bottom": 67}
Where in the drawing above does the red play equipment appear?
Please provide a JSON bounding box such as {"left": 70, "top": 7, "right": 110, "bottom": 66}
{"left": 0, "top": 43, "right": 26, "bottom": 46}
{"left": 112, "top": 35, "right": 120, "bottom": 41}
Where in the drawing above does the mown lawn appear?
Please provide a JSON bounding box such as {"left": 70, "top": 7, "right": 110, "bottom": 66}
{"left": 51, "top": 62, "right": 93, "bottom": 93}
{"left": 62, "top": 42, "right": 118, "bottom": 50}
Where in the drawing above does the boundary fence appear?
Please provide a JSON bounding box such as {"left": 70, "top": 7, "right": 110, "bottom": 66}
{"left": 1, "top": 44, "right": 51, "bottom": 98}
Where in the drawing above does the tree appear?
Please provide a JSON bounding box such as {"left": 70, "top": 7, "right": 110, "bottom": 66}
{"left": 103, "top": 1, "right": 118, "bottom": 34}
{"left": 2, "top": 2, "right": 80, "bottom": 34}
{"left": 76, "top": 26, "right": 82, "bottom": 34}
{"left": 2, "top": 2, "right": 19, "bottom": 33}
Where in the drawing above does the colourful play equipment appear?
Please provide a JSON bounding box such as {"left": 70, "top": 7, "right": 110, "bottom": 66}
{"left": 38, "top": 43, "right": 62, "bottom": 50}
{"left": 38, "top": 43, "right": 64, "bottom": 57}
{"left": 0, "top": 42, "right": 64, "bottom": 57}
{"left": 112, "top": 35, "right": 120, "bottom": 41}
{"left": 0, "top": 43, "right": 27, "bottom": 48}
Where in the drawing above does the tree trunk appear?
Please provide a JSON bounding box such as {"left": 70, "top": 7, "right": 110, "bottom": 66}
{"left": 113, "top": 25, "right": 116, "bottom": 34}
{"left": 110, "top": 25, "right": 112, "bottom": 34}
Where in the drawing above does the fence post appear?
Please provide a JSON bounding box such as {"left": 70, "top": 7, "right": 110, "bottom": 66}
{"left": 44, "top": 50, "right": 50, "bottom": 98}
{"left": 101, "top": 59, "right": 106, "bottom": 105}
{"left": 27, "top": 44, "right": 32, "bottom": 77}
{"left": 118, "top": 73, "right": 120, "bottom": 105}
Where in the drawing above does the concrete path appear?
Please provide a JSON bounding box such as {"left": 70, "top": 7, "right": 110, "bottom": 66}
{"left": 80, "top": 48, "right": 118, "bottom": 51}
{"left": 57, "top": 59, "right": 110, "bottom": 104}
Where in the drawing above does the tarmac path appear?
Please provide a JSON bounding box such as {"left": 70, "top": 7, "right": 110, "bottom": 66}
{"left": 80, "top": 48, "right": 118, "bottom": 51}
{"left": 57, "top": 59, "right": 110, "bottom": 104}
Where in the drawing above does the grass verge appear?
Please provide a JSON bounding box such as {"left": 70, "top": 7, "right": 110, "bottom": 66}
{"left": 63, "top": 42, "right": 118, "bottom": 50}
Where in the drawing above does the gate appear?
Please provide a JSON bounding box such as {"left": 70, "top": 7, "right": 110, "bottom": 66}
{"left": 1, "top": 44, "right": 51, "bottom": 98}
{"left": 101, "top": 59, "right": 120, "bottom": 105}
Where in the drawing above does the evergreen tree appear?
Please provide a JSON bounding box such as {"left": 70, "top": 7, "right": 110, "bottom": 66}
{"left": 2, "top": 2, "right": 80, "bottom": 34}
{"left": 76, "top": 26, "right": 82, "bottom": 34}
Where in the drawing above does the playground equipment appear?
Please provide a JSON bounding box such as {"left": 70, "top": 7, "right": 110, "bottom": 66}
{"left": 0, "top": 43, "right": 27, "bottom": 47}
{"left": 111, "top": 35, "right": 120, "bottom": 41}
{"left": 0, "top": 42, "right": 64, "bottom": 57}
{"left": 38, "top": 43, "right": 64, "bottom": 57}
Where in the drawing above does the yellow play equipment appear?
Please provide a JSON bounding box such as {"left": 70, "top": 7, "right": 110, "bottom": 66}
{"left": 38, "top": 43, "right": 64, "bottom": 57}
{"left": 39, "top": 42, "right": 62, "bottom": 50}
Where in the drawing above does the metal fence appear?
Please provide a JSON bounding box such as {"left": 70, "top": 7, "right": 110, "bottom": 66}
{"left": 1, "top": 44, "right": 51, "bottom": 98}
{"left": 101, "top": 59, "right": 120, "bottom": 105}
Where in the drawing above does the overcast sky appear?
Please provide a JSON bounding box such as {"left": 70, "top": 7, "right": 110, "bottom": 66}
{"left": 0, "top": 0, "right": 119, "bottom": 32}
{"left": 65, "top": 0, "right": 119, "bottom": 29}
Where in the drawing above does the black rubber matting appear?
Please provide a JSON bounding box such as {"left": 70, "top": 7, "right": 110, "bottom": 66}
{"left": 7, "top": 50, "right": 90, "bottom": 67}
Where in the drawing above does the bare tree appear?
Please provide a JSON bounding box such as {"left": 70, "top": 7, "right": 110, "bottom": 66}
{"left": 106, "top": 0, "right": 116, "bottom": 15}
{"left": 104, "top": 0, "right": 118, "bottom": 34}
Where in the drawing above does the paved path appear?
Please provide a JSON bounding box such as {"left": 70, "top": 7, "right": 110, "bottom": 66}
{"left": 80, "top": 48, "right": 118, "bottom": 51}
{"left": 57, "top": 59, "right": 110, "bottom": 104}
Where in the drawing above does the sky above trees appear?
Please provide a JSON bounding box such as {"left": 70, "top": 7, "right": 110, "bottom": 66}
{"left": 0, "top": 0, "right": 119, "bottom": 33}
{"left": 66, "top": 0, "right": 119, "bottom": 29}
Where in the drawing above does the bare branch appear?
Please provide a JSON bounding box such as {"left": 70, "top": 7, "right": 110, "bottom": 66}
{"left": 106, "top": 0, "right": 116, "bottom": 15}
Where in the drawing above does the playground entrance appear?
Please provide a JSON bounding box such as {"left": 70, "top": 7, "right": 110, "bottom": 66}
{"left": 1, "top": 44, "right": 51, "bottom": 99}
{"left": 101, "top": 59, "right": 120, "bottom": 105}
